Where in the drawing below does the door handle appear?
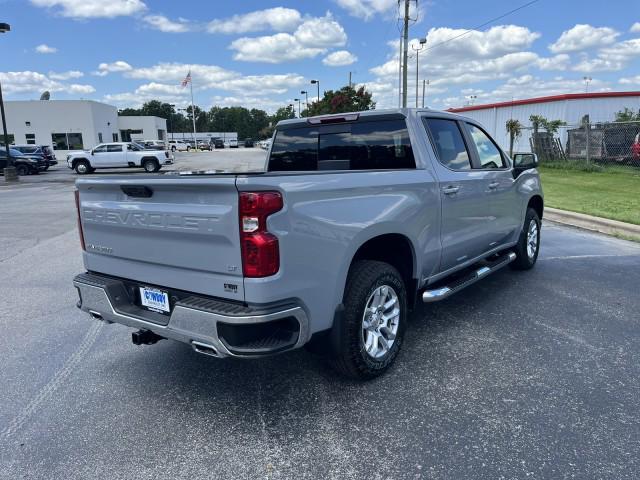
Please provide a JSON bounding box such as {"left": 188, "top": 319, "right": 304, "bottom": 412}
{"left": 442, "top": 185, "right": 460, "bottom": 195}
{"left": 488, "top": 182, "right": 500, "bottom": 190}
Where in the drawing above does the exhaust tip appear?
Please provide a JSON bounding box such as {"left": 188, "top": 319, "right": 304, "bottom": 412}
{"left": 191, "top": 341, "right": 219, "bottom": 357}
{"left": 88, "top": 310, "right": 103, "bottom": 320}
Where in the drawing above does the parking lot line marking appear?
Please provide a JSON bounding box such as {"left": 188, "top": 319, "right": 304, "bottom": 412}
{"left": 0, "top": 321, "right": 103, "bottom": 439}
{"left": 534, "top": 321, "right": 601, "bottom": 353}
{"left": 541, "top": 253, "right": 640, "bottom": 261}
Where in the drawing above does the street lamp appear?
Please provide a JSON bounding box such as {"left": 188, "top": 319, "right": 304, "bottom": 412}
{"left": 300, "top": 90, "right": 309, "bottom": 115}
{"left": 168, "top": 104, "right": 175, "bottom": 140}
{"left": 287, "top": 104, "right": 294, "bottom": 119}
{"left": 411, "top": 38, "right": 426, "bottom": 108}
{"left": 0, "top": 22, "right": 17, "bottom": 181}
{"left": 294, "top": 98, "right": 301, "bottom": 117}
{"left": 583, "top": 76, "right": 592, "bottom": 93}
{"left": 310, "top": 79, "right": 320, "bottom": 102}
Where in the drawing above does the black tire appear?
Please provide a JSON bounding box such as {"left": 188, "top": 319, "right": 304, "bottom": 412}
{"left": 171, "top": 146, "right": 176, "bottom": 152}
{"left": 510, "top": 207, "right": 541, "bottom": 270}
{"left": 74, "top": 159, "right": 92, "bottom": 175}
{"left": 330, "top": 260, "right": 407, "bottom": 379}
{"left": 15, "top": 164, "right": 29, "bottom": 176}
{"left": 142, "top": 158, "right": 160, "bottom": 173}
{"left": 43, "top": 166, "right": 50, "bottom": 171}
{"left": 186, "top": 146, "right": 191, "bottom": 151}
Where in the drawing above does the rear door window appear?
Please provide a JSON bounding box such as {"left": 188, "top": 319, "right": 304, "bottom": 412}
{"left": 107, "top": 144, "right": 123, "bottom": 152}
{"left": 268, "top": 119, "right": 415, "bottom": 171}
{"left": 423, "top": 118, "right": 471, "bottom": 170}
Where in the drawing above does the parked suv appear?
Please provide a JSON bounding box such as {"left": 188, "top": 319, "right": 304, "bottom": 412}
{"left": 0, "top": 148, "right": 43, "bottom": 175}
{"left": 12, "top": 144, "right": 57, "bottom": 170}
{"left": 73, "top": 109, "right": 543, "bottom": 379}
{"left": 168, "top": 140, "right": 190, "bottom": 152}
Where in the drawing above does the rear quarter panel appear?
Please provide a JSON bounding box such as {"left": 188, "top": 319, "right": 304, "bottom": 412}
{"left": 238, "top": 170, "right": 440, "bottom": 335}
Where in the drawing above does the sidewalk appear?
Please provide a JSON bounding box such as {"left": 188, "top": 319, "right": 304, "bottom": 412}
{"left": 545, "top": 207, "right": 640, "bottom": 241}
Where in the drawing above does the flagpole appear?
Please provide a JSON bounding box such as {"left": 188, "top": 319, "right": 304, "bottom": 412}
{"left": 189, "top": 70, "right": 196, "bottom": 148}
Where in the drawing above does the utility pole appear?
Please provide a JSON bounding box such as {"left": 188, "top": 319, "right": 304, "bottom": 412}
{"left": 401, "top": 0, "right": 410, "bottom": 108}
{"left": 348, "top": 71, "right": 352, "bottom": 88}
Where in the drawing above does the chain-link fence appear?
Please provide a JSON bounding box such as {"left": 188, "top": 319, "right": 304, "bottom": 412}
{"left": 530, "top": 121, "right": 640, "bottom": 168}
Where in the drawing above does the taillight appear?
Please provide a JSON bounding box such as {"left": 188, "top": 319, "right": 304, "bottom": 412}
{"left": 239, "top": 191, "right": 283, "bottom": 277}
{"left": 74, "top": 189, "right": 86, "bottom": 251}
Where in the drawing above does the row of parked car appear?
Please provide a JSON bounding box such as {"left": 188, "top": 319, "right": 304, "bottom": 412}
{"left": 0, "top": 144, "right": 58, "bottom": 175}
{"left": 162, "top": 138, "right": 241, "bottom": 152}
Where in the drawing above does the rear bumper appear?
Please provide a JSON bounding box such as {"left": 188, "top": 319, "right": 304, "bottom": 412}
{"left": 73, "top": 272, "right": 309, "bottom": 358}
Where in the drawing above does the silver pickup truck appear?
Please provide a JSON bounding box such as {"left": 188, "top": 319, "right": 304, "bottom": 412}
{"left": 73, "top": 109, "right": 543, "bottom": 379}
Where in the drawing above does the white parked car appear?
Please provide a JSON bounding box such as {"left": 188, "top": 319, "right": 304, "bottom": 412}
{"left": 66, "top": 142, "right": 173, "bottom": 174}
{"left": 259, "top": 139, "right": 272, "bottom": 150}
{"left": 225, "top": 138, "right": 238, "bottom": 148}
{"left": 167, "top": 140, "right": 191, "bottom": 152}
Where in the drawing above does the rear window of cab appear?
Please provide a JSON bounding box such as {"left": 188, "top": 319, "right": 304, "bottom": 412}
{"left": 268, "top": 119, "right": 415, "bottom": 171}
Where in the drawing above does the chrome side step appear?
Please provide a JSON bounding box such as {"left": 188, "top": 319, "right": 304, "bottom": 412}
{"left": 422, "top": 252, "right": 516, "bottom": 303}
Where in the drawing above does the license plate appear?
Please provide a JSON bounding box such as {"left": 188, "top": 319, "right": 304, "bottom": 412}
{"left": 139, "top": 287, "right": 170, "bottom": 313}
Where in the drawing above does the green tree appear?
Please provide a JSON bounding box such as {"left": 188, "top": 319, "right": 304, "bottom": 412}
{"left": 541, "top": 119, "right": 566, "bottom": 135}
{"left": 305, "top": 85, "right": 375, "bottom": 116}
{"left": 529, "top": 115, "right": 546, "bottom": 136}
{"left": 614, "top": 108, "right": 640, "bottom": 122}
{"left": 505, "top": 119, "right": 522, "bottom": 157}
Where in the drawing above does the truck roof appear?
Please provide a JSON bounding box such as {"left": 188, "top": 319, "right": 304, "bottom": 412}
{"left": 275, "top": 108, "right": 470, "bottom": 129}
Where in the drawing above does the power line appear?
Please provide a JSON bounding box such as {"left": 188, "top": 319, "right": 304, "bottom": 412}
{"left": 422, "top": 0, "right": 542, "bottom": 53}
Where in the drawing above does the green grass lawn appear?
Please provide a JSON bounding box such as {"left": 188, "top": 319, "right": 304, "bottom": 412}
{"left": 539, "top": 165, "right": 640, "bottom": 225}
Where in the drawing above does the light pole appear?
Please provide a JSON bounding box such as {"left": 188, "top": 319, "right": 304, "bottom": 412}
{"left": 168, "top": 104, "right": 175, "bottom": 140}
{"left": 310, "top": 79, "right": 320, "bottom": 102}
{"left": 300, "top": 90, "right": 309, "bottom": 115}
{"left": 583, "top": 76, "right": 592, "bottom": 93}
{"left": 422, "top": 79, "right": 429, "bottom": 108}
{"left": 412, "top": 38, "right": 426, "bottom": 108}
{"left": 0, "top": 22, "right": 17, "bottom": 182}
{"left": 294, "top": 98, "right": 301, "bottom": 117}
{"left": 288, "top": 104, "right": 294, "bottom": 119}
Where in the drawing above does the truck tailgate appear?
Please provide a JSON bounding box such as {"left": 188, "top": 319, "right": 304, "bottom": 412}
{"left": 76, "top": 176, "right": 245, "bottom": 301}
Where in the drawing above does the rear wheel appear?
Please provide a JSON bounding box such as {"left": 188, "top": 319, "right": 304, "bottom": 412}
{"left": 186, "top": 146, "right": 191, "bottom": 152}
{"left": 171, "top": 146, "right": 176, "bottom": 152}
{"left": 15, "top": 164, "right": 29, "bottom": 176}
{"left": 142, "top": 158, "right": 160, "bottom": 172}
{"left": 511, "top": 207, "right": 541, "bottom": 270}
{"left": 74, "top": 160, "right": 92, "bottom": 175}
{"left": 330, "top": 260, "right": 407, "bottom": 379}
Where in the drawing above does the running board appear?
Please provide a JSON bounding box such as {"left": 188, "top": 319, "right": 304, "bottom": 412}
{"left": 422, "top": 252, "right": 516, "bottom": 303}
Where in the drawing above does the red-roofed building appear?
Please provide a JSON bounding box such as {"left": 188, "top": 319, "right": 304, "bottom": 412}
{"left": 447, "top": 92, "right": 640, "bottom": 152}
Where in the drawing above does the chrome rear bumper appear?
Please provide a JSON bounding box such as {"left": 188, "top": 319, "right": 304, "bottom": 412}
{"left": 73, "top": 272, "right": 309, "bottom": 358}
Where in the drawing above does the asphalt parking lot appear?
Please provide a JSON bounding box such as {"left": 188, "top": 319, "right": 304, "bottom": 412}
{"left": 1, "top": 153, "right": 639, "bottom": 479}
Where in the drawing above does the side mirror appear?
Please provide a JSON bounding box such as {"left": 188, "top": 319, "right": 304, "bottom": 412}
{"left": 91, "top": 149, "right": 95, "bottom": 155}
{"left": 512, "top": 153, "right": 538, "bottom": 177}
{"left": 513, "top": 153, "right": 538, "bottom": 169}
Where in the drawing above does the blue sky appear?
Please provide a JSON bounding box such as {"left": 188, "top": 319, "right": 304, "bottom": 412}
{"left": 1, "top": 0, "right": 639, "bottom": 112}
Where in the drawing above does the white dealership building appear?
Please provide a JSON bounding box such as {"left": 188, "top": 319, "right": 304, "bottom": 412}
{"left": 448, "top": 91, "right": 640, "bottom": 153}
{"left": 2, "top": 100, "right": 167, "bottom": 158}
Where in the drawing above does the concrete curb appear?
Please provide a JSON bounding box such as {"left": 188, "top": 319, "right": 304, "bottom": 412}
{"left": 545, "top": 207, "right": 640, "bottom": 240}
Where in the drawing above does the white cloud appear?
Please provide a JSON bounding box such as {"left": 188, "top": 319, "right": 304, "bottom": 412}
{"left": 135, "top": 82, "right": 187, "bottom": 96}
{"left": 536, "top": 54, "right": 571, "bottom": 71}
{"left": 573, "top": 38, "right": 640, "bottom": 72}
{"left": 620, "top": 75, "right": 640, "bottom": 85}
{"left": 333, "top": 0, "right": 396, "bottom": 20}
{"left": 124, "top": 62, "right": 237, "bottom": 85}
{"left": 142, "top": 15, "right": 191, "bottom": 33}
{"left": 0, "top": 70, "right": 95, "bottom": 97}
{"left": 217, "top": 74, "right": 305, "bottom": 94}
{"left": 208, "top": 7, "right": 302, "bottom": 34}
{"left": 35, "top": 44, "right": 57, "bottom": 54}
{"left": 323, "top": 50, "right": 358, "bottom": 66}
{"left": 631, "top": 23, "right": 640, "bottom": 33}
{"left": 230, "top": 13, "right": 347, "bottom": 63}
{"left": 30, "top": 0, "right": 146, "bottom": 18}
{"left": 549, "top": 24, "right": 619, "bottom": 53}
{"left": 68, "top": 84, "right": 96, "bottom": 94}
{"left": 49, "top": 70, "right": 84, "bottom": 80}
{"left": 294, "top": 14, "right": 347, "bottom": 47}
{"left": 93, "top": 60, "right": 133, "bottom": 76}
